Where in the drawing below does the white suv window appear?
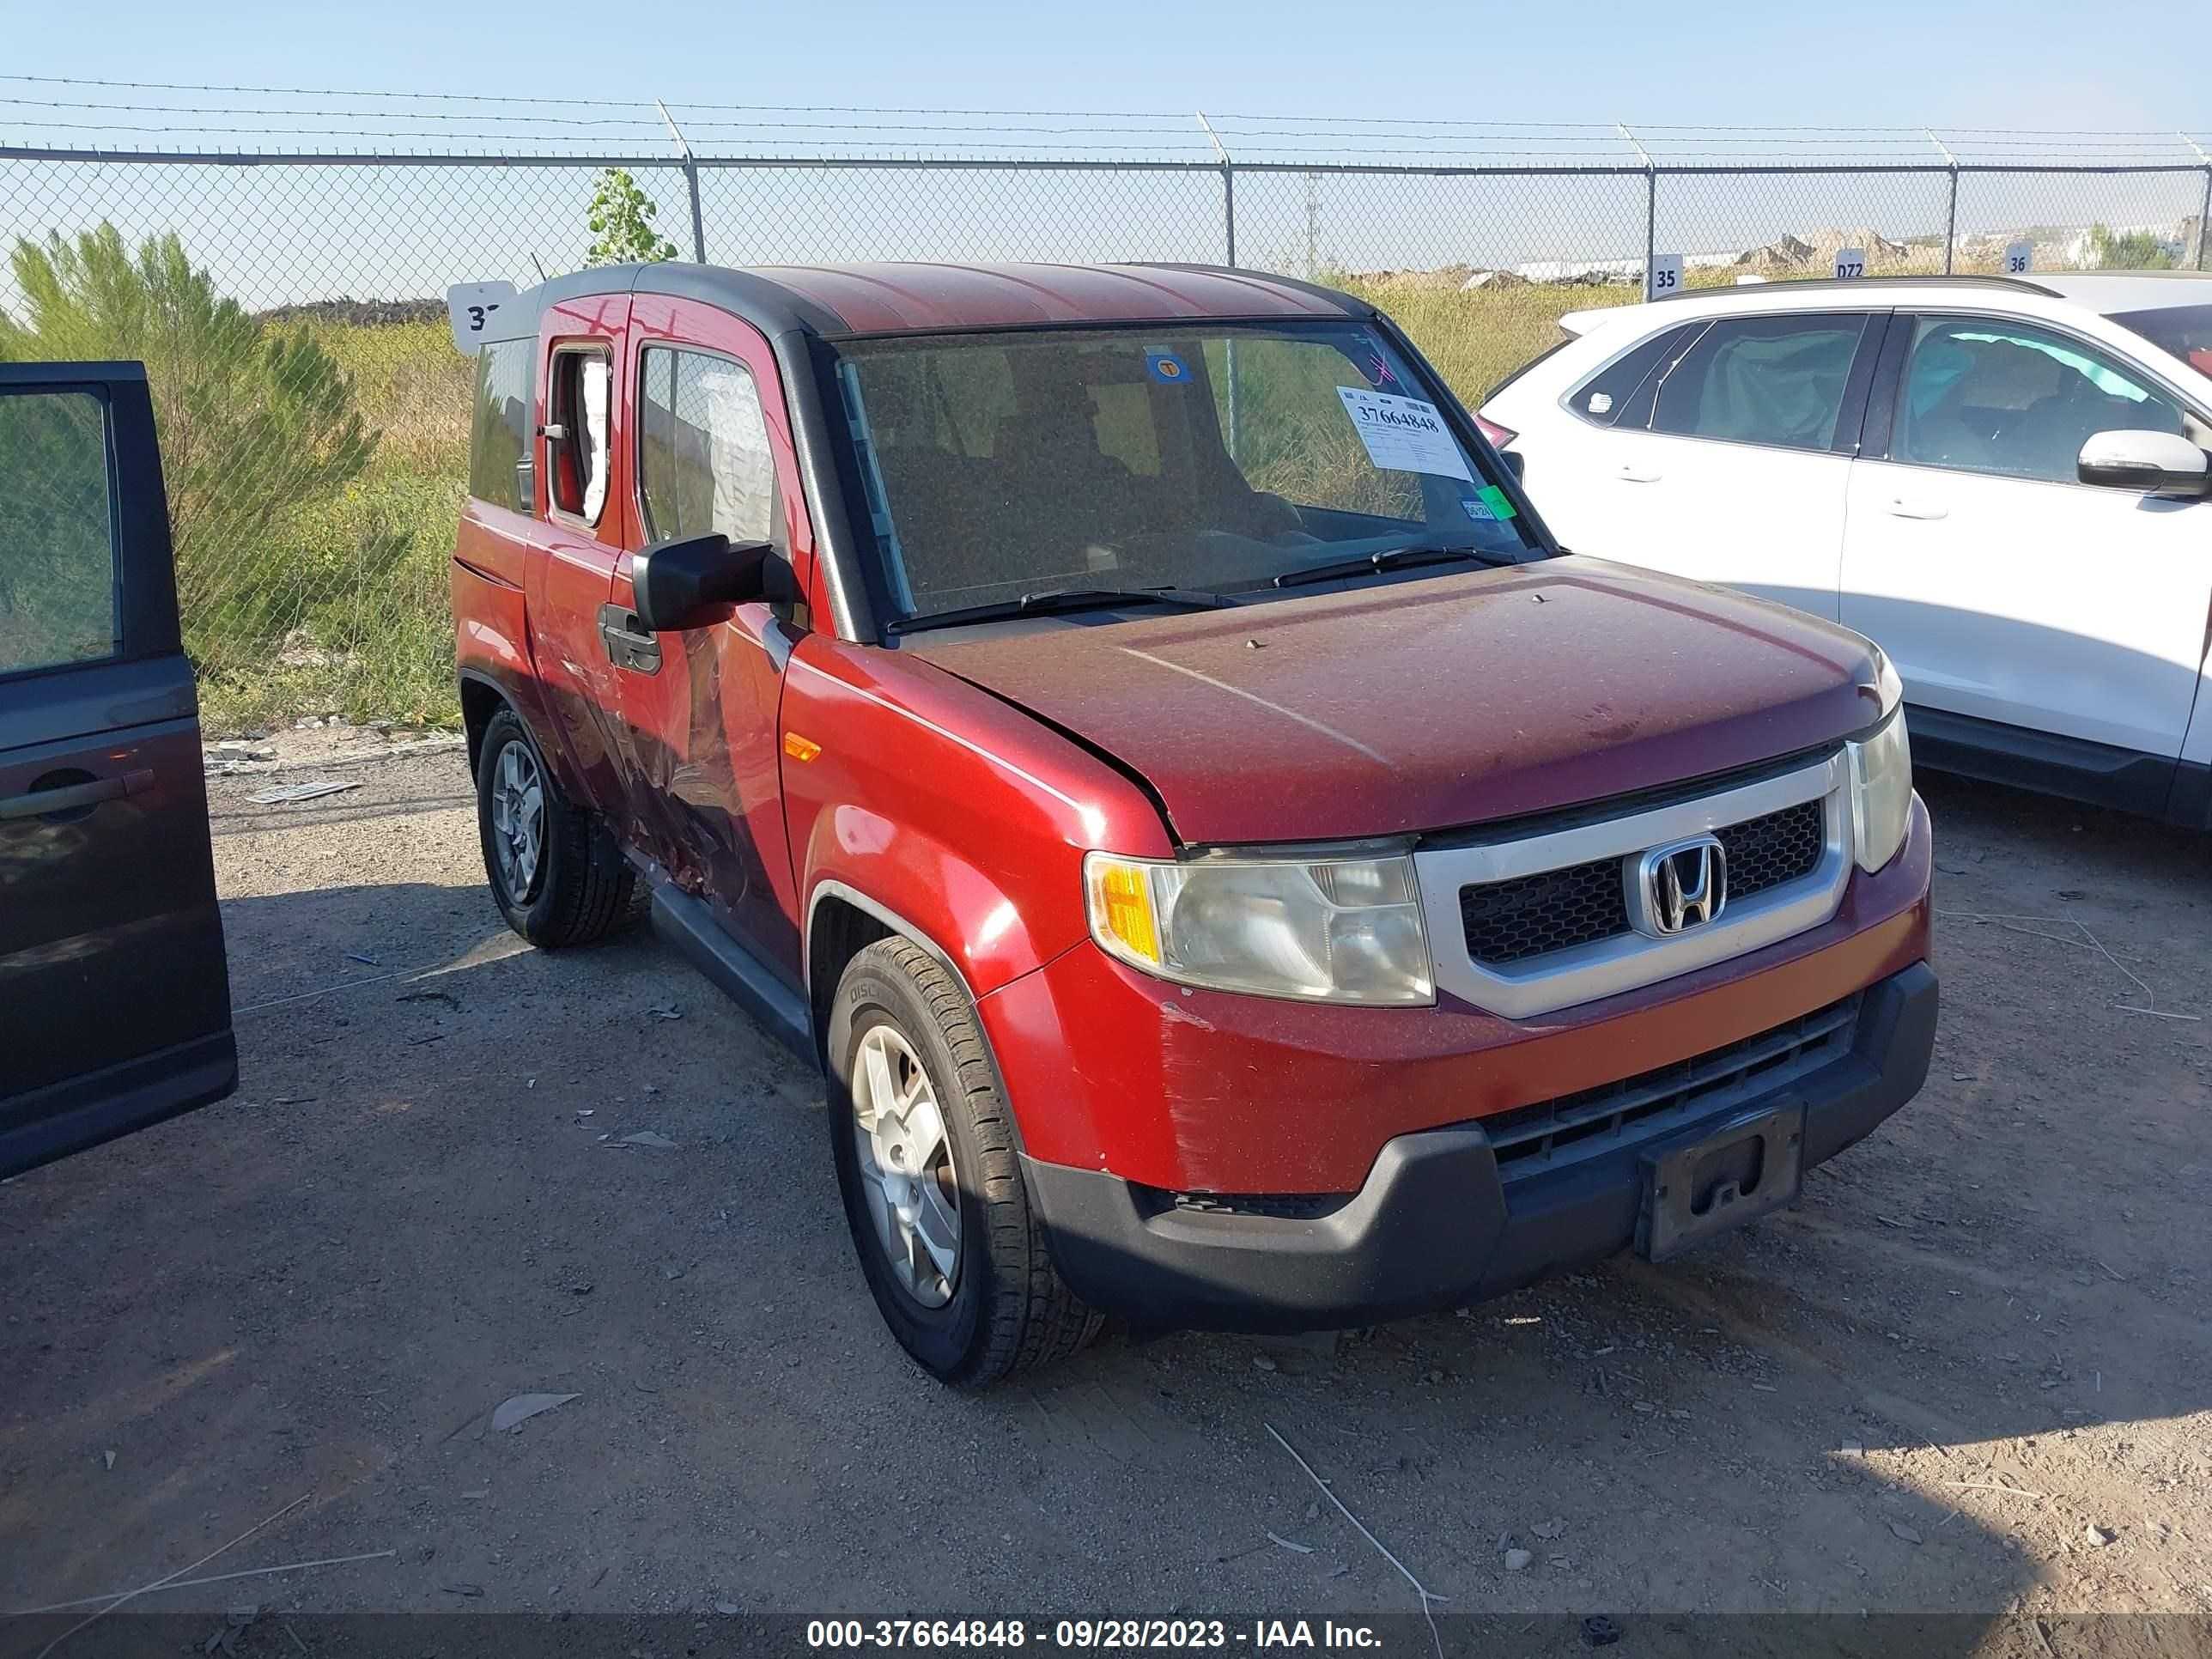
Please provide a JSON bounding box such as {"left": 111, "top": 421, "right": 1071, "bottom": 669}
{"left": 1650, "top": 313, "right": 1869, "bottom": 452}
{"left": 1892, "top": 316, "right": 2187, "bottom": 485}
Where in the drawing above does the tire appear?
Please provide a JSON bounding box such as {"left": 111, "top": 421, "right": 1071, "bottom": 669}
{"left": 474, "top": 708, "right": 635, "bottom": 948}
{"left": 828, "top": 938, "right": 1103, "bottom": 1386}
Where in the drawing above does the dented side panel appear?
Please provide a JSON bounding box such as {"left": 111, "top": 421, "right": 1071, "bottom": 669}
{"left": 596, "top": 296, "right": 818, "bottom": 982}
{"left": 452, "top": 506, "right": 569, "bottom": 786}
{"left": 525, "top": 292, "right": 636, "bottom": 819}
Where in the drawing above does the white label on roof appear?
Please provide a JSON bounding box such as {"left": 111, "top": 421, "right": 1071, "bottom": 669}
{"left": 1335, "top": 387, "right": 1474, "bottom": 481}
{"left": 1647, "top": 252, "right": 1683, "bottom": 300}
{"left": 447, "top": 281, "right": 520, "bottom": 356}
{"left": 2004, "top": 240, "right": 2033, "bottom": 276}
{"left": 1833, "top": 247, "right": 1867, "bottom": 279}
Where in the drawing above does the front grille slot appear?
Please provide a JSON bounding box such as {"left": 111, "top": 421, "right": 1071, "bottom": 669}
{"left": 1717, "top": 799, "right": 1824, "bottom": 902}
{"left": 1459, "top": 859, "right": 1626, "bottom": 964}
{"left": 1484, "top": 994, "right": 1861, "bottom": 1181}
{"left": 1458, "top": 796, "right": 1826, "bottom": 967}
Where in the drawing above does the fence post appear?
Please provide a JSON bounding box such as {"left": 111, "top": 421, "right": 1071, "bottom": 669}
{"left": 2185, "top": 135, "right": 2212, "bottom": 271}
{"left": 1927, "top": 131, "right": 1960, "bottom": 274}
{"left": 2201, "top": 168, "right": 2211, "bottom": 272}
{"left": 1196, "top": 111, "right": 1236, "bottom": 266}
{"left": 656, "top": 100, "right": 708, "bottom": 263}
{"left": 1619, "top": 125, "right": 1656, "bottom": 298}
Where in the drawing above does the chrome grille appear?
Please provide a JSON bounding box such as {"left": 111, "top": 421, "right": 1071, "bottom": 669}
{"left": 1459, "top": 797, "right": 1827, "bottom": 967}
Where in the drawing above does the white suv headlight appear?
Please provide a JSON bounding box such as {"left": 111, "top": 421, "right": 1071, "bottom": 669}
{"left": 1848, "top": 708, "right": 1913, "bottom": 873}
{"left": 1085, "top": 850, "right": 1435, "bottom": 1005}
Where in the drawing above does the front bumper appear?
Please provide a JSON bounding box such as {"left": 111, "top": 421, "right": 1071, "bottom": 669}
{"left": 1022, "top": 960, "right": 1936, "bottom": 1332}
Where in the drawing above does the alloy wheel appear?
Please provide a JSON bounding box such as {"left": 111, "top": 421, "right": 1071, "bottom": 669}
{"left": 850, "top": 1022, "right": 961, "bottom": 1308}
{"left": 489, "top": 740, "right": 545, "bottom": 900}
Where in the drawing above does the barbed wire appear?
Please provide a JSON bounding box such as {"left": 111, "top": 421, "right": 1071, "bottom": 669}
{"left": 0, "top": 76, "right": 2204, "bottom": 167}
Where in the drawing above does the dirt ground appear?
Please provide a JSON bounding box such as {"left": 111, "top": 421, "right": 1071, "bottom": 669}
{"left": 3, "top": 732, "right": 2211, "bottom": 1650}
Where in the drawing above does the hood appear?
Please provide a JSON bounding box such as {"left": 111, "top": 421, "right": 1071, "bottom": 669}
{"left": 905, "top": 557, "right": 1887, "bottom": 847}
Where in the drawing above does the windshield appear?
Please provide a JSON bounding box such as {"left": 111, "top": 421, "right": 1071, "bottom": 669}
{"left": 2110, "top": 304, "right": 2212, "bottom": 382}
{"left": 830, "top": 321, "right": 1540, "bottom": 623}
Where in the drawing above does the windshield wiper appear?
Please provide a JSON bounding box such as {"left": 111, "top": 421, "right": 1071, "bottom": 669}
{"left": 889, "top": 584, "right": 1234, "bottom": 635}
{"left": 1271, "top": 544, "right": 1504, "bottom": 591}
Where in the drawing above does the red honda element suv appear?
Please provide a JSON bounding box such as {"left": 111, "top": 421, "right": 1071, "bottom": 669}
{"left": 447, "top": 261, "right": 1935, "bottom": 1385}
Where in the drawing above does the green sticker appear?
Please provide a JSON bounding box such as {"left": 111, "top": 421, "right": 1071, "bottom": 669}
{"left": 1477, "top": 483, "right": 1517, "bottom": 521}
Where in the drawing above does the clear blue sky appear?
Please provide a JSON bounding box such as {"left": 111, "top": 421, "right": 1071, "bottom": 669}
{"left": 4, "top": 0, "right": 2206, "bottom": 307}
{"left": 4, "top": 0, "right": 2205, "bottom": 136}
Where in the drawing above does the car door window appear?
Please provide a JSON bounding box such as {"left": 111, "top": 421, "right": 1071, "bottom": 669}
{"left": 546, "top": 345, "right": 612, "bottom": 526}
{"left": 1651, "top": 313, "right": 1869, "bottom": 451}
{"left": 637, "top": 346, "right": 779, "bottom": 545}
{"left": 0, "top": 388, "right": 117, "bottom": 676}
{"left": 1892, "top": 316, "right": 2187, "bottom": 483}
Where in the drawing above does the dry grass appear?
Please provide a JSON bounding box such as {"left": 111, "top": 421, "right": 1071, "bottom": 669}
{"left": 196, "top": 320, "right": 472, "bottom": 733}
{"left": 1342, "top": 275, "right": 1641, "bottom": 402}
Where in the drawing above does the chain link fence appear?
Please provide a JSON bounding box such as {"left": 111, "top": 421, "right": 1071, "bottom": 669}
{"left": 3, "top": 117, "right": 2209, "bottom": 731}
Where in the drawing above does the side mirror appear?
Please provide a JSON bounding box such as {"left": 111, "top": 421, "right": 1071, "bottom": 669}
{"left": 631, "top": 533, "right": 781, "bottom": 632}
{"left": 1501, "top": 449, "right": 1527, "bottom": 482}
{"left": 2077, "top": 429, "right": 2212, "bottom": 499}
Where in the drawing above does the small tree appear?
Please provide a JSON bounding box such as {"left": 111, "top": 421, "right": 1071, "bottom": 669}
{"left": 2087, "top": 223, "right": 2176, "bottom": 270}
{"left": 0, "top": 224, "right": 376, "bottom": 656}
{"left": 585, "top": 167, "right": 679, "bottom": 265}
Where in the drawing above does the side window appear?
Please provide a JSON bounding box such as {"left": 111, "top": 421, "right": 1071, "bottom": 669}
{"left": 1892, "top": 316, "right": 2188, "bottom": 484}
{"left": 1651, "top": 313, "right": 1869, "bottom": 452}
{"left": 0, "top": 389, "right": 117, "bottom": 676}
{"left": 637, "top": 347, "right": 778, "bottom": 546}
{"left": 1568, "top": 325, "right": 1693, "bottom": 428}
{"left": 467, "top": 339, "right": 535, "bottom": 512}
{"left": 546, "top": 346, "right": 612, "bottom": 526}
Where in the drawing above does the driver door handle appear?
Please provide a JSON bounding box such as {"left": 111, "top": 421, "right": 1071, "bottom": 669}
{"left": 0, "top": 769, "right": 149, "bottom": 821}
{"left": 1616, "top": 464, "right": 1663, "bottom": 483}
{"left": 599, "top": 605, "right": 664, "bottom": 674}
{"left": 1887, "top": 496, "right": 1949, "bottom": 520}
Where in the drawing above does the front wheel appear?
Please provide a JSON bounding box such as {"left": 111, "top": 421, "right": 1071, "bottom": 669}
{"left": 827, "top": 938, "right": 1102, "bottom": 1386}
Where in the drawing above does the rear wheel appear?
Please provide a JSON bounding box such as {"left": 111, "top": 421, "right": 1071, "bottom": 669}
{"left": 828, "top": 938, "right": 1102, "bottom": 1386}
{"left": 474, "top": 708, "right": 634, "bottom": 947}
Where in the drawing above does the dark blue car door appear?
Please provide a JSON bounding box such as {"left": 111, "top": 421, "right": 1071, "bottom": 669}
{"left": 0, "top": 361, "right": 235, "bottom": 1178}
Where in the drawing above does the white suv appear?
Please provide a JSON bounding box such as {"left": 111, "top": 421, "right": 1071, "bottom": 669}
{"left": 1480, "top": 275, "right": 2212, "bottom": 823}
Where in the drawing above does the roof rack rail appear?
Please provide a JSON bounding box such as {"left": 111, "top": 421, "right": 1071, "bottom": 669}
{"left": 1652, "top": 272, "right": 2063, "bottom": 302}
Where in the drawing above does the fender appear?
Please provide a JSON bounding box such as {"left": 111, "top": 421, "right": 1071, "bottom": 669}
{"left": 803, "top": 879, "right": 985, "bottom": 1008}
{"left": 780, "top": 637, "right": 1172, "bottom": 1006}
{"left": 799, "top": 814, "right": 1072, "bottom": 1003}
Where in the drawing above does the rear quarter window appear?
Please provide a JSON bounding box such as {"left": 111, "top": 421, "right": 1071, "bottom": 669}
{"left": 1565, "top": 325, "right": 1696, "bottom": 428}
{"left": 468, "top": 338, "right": 536, "bottom": 512}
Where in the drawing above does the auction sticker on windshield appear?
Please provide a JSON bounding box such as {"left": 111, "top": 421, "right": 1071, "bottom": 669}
{"left": 1335, "top": 386, "right": 1474, "bottom": 481}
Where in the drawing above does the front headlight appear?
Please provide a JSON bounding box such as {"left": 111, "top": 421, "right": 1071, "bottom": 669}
{"left": 1848, "top": 708, "right": 1913, "bottom": 872}
{"left": 1085, "top": 849, "right": 1435, "bottom": 1005}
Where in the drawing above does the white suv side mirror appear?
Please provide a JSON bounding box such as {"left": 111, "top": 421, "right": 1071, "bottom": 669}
{"left": 2076, "top": 428, "right": 2212, "bottom": 498}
